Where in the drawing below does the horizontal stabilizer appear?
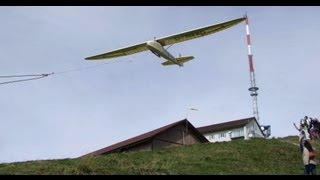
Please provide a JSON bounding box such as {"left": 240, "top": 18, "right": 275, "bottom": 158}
{"left": 162, "top": 56, "right": 194, "bottom": 66}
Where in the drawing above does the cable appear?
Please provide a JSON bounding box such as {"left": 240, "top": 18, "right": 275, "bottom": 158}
{"left": 0, "top": 59, "right": 132, "bottom": 85}
{"left": 0, "top": 74, "right": 49, "bottom": 78}
{"left": 53, "top": 60, "right": 131, "bottom": 75}
{"left": 0, "top": 75, "right": 49, "bottom": 85}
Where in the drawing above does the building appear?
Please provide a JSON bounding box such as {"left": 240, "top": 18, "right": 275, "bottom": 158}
{"left": 197, "top": 117, "right": 265, "bottom": 143}
{"left": 83, "top": 119, "right": 208, "bottom": 156}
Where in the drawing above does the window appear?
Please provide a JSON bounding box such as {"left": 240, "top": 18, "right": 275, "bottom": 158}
{"left": 207, "top": 134, "right": 215, "bottom": 140}
{"left": 211, "top": 134, "right": 215, "bottom": 140}
{"left": 219, "top": 133, "right": 225, "bottom": 138}
{"left": 233, "top": 129, "right": 244, "bottom": 137}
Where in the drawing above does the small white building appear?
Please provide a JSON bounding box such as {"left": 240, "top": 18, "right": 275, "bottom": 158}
{"left": 197, "top": 117, "right": 265, "bottom": 143}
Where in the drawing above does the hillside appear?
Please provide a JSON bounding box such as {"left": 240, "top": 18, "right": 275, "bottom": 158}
{"left": 0, "top": 137, "right": 319, "bottom": 175}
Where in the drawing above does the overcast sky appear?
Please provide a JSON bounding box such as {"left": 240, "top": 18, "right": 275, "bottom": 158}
{"left": 1, "top": 6, "right": 319, "bottom": 163}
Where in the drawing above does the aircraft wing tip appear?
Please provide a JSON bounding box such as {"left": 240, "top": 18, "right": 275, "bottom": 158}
{"left": 85, "top": 56, "right": 98, "bottom": 60}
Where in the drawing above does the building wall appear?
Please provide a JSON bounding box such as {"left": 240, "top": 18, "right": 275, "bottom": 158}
{"left": 152, "top": 139, "right": 181, "bottom": 150}
{"left": 203, "top": 120, "right": 264, "bottom": 143}
{"left": 204, "top": 128, "right": 244, "bottom": 143}
{"left": 154, "top": 124, "right": 185, "bottom": 145}
{"left": 232, "top": 127, "right": 245, "bottom": 139}
{"left": 154, "top": 124, "right": 202, "bottom": 147}
{"left": 244, "top": 120, "right": 264, "bottom": 139}
{"left": 120, "top": 124, "right": 203, "bottom": 153}
{"left": 124, "top": 141, "right": 153, "bottom": 153}
{"left": 184, "top": 132, "right": 202, "bottom": 145}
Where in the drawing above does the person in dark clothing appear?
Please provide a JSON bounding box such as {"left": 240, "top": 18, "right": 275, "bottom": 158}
{"left": 302, "top": 140, "right": 317, "bottom": 175}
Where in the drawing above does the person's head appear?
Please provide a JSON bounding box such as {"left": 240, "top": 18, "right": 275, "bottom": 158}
{"left": 304, "top": 140, "right": 313, "bottom": 152}
{"left": 309, "top": 117, "right": 315, "bottom": 124}
{"left": 300, "top": 119, "right": 304, "bottom": 125}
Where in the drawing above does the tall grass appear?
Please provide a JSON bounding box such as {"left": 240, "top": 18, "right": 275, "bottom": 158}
{"left": 0, "top": 137, "right": 319, "bottom": 175}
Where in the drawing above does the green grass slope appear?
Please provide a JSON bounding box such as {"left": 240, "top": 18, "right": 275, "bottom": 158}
{"left": 0, "top": 137, "right": 319, "bottom": 175}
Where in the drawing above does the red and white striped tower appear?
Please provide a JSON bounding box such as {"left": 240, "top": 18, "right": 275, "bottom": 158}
{"left": 245, "top": 16, "right": 260, "bottom": 124}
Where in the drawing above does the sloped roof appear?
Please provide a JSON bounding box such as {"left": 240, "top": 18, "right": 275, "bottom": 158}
{"left": 197, "top": 117, "right": 258, "bottom": 134}
{"left": 83, "top": 119, "right": 208, "bottom": 156}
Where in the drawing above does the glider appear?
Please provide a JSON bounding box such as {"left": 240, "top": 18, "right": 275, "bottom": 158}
{"left": 85, "top": 17, "right": 246, "bottom": 67}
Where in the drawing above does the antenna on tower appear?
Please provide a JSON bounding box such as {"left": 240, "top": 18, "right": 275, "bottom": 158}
{"left": 244, "top": 16, "right": 260, "bottom": 124}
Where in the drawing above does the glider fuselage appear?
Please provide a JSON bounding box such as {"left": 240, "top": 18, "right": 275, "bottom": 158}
{"left": 146, "top": 41, "right": 182, "bottom": 67}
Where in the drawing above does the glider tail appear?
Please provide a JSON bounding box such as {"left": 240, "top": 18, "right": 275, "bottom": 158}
{"left": 162, "top": 56, "right": 194, "bottom": 67}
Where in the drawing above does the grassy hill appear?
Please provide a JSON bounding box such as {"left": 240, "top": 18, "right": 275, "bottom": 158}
{"left": 0, "top": 136, "right": 319, "bottom": 175}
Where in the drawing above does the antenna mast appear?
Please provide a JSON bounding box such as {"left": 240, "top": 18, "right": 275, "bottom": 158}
{"left": 245, "top": 16, "right": 260, "bottom": 123}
